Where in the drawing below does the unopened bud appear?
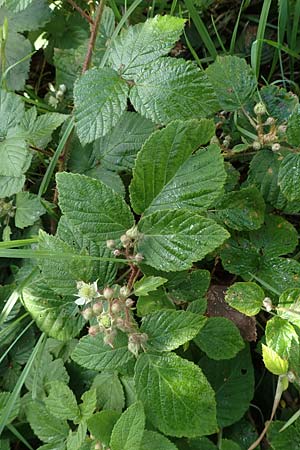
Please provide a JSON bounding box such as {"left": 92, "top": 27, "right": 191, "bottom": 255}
{"left": 263, "top": 297, "right": 273, "bottom": 312}
{"left": 119, "top": 285, "right": 130, "bottom": 299}
{"left": 120, "top": 234, "right": 131, "bottom": 247}
{"left": 125, "top": 298, "right": 135, "bottom": 308}
{"left": 92, "top": 302, "right": 103, "bottom": 315}
{"left": 252, "top": 141, "right": 261, "bottom": 151}
{"left": 272, "top": 143, "right": 281, "bottom": 152}
{"left": 278, "top": 124, "right": 287, "bottom": 134}
{"left": 111, "top": 301, "right": 122, "bottom": 314}
{"left": 126, "top": 225, "right": 139, "bottom": 240}
{"left": 287, "top": 371, "right": 296, "bottom": 383}
{"left": 115, "top": 317, "right": 126, "bottom": 331}
{"left": 254, "top": 102, "right": 267, "bottom": 115}
{"left": 103, "top": 287, "right": 114, "bottom": 300}
{"left": 135, "top": 253, "right": 144, "bottom": 262}
{"left": 106, "top": 239, "right": 116, "bottom": 249}
{"left": 265, "top": 117, "right": 275, "bottom": 126}
{"left": 82, "top": 307, "right": 94, "bottom": 320}
{"left": 113, "top": 249, "right": 121, "bottom": 256}
{"left": 94, "top": 442, "right": 102, "bottom": 450}
{"left": 88, "top": 325, "right": 100, "bottom": 336}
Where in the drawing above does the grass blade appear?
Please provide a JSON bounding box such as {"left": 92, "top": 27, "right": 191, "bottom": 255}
{"left": 251, "top": 0, "right": 272, "bottom": 79}
{"left": 0, "top": 320, "right": 34, "bottom": 365}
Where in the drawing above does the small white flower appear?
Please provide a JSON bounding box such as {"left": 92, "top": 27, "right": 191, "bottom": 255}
{"left": 74, "top": 280, "right": 100, "bottom": 306}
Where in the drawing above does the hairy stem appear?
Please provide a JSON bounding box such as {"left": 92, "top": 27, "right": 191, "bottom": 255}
{"left": 82, "top": 0, "right": 106, "bottom": 74}
{"left": 67, "top": 0, "right": 94, "bottom": 25}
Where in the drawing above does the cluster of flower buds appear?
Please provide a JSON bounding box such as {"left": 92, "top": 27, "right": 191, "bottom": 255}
{"left": 106, "top": 226, "right": 144, "bottom": 263}
{"left": 252, "top": 102, "right": 286, "bottom": 150}
{"left": 75, "top": 281, "right": 148, "bottom": 357}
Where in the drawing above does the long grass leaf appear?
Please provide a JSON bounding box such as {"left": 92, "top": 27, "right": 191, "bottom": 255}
{"left": 0, "top": 320, "right": 34, "bottom": 365}
{"left": 251, "top": 0, "right": 272, "bottom": 79}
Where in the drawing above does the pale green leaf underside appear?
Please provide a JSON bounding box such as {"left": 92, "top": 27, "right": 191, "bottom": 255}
{"left": 71, "top": 332, "right": 135, "bottom": 371}
{"left": 109, "top": 15, "right": 185, "bottom": 79}
{"left": 130, "top": 120, "right": 222, "bottom": 214}
{"left": 134, "top": 352, "right": 217, "bottom": 437}
{"left": 141, "top": 310, "right": 206, "bottom": 351}
{"left": 130, "top": 57, "right": 219, "bottom": 125}
{"left": 138, "top": 210, "right": 230, "bottom": 271}
{"left": 206, "top": 55, "right": 257, "bottom": 111}
{"left": 110, "top": 402, "right": 145, "bottom": 450}
{"left": 56, "top": 172, "right": 134, "bottom": 244}
{"left": 74, "top": 67, "right": 129, "bottom": 144}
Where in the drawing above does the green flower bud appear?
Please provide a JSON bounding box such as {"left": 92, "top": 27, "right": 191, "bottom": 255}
{"left": 92, "top": 302, "right": 103, "bottom": 315}
{"left": 103, "top": 287, "right": 114, "bottom": 300}
{"left": 82, "top": 307, "right": 94, "bottom": 320}
{"left": 125, "top": 225, "right": 139, "bottom": 240}
{"left": 119, "top": 285, "right": 130, "bottom": 299}
{"left": 252, "top": 141, "right": 261, "bottom": 151}
{"left": 106, "top": 239, "right": 116, "bottom": 249}
{"left": 272, "top": 143, "right": 281, "bottom": 152}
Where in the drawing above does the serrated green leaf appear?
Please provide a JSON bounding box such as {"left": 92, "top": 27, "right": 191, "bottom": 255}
{"left": 260, "top": 85, "right": 298, "bottom": 123}
{"left": 74, "top": 67, "right": 129, "bottom": 144}
{"left": 201, "top": 347, "right": 254, "bottom": 427}
{"left": 266, "top": 316, "right": 299, "bottom": 360}
{"left": 225, "top": 282, "right": 265, "bottom": 316}
{"left": 88, "top": 410, "right": 120, "bottom": 446}
{"left": 134, "top": 352, "right": 217, "bottom": 437}
{"left": 278, "top": 153, "right": 300, "bottom": 201}
{"left": 0, "top": 89, "right": 24, "bottom": 135}
{"left": 26, "top": 400, "right": 69, "bottom": 443}
{"left": 287, "top": 108, "right": 300, "bottom": 146}
{"left": 45, "top": 381, "right": 79, "bottom": 421}
{"left": 140, "top": 431, "right": 178, "bottom": 450}
{"left": 187, "top": 298, "right": 207, "bottom": 315}
{"left": 277, "top": 288, "right": 300, "bottom": 328}
{"left": 194, "top": 317, "right": 244, "bottom": 360}
{"left": 66, "top": 422, "right": 87, "bottom": 450}
{"left": 79, "top": 388, "right": 97, "bottom": 421}
{"left": 262, "top": 344, "right": 288, "bottom": 375}
{"left": 96, "top": 111, "right": 156, "bottom": 172}
{"left": 22, "top": 275, "right": 84, "bottom": 340}
{"left": 206, "top": 55, "right": 256, "bottom": 111}
{"left": 110, "top": 401, "right": 145, "bottom": 450}
{"left": 0, "top": 392, "right": 20, "bottom": 425}
{"left": 188, "top": 437, "right": 216, "bottom": 450}
{"left": 249, "top": 214, "right": 298, "bottom": 257}
{"left": 257, "top": 257, "right": 300, "bottom": 294}
{"left": 220, "top": 237, "right": 260, "bottom": 278}
{"left": 15, "top": 192, "right": 45, "bottom": 228}
{"left": 0, "top": 0, "right": 51, "bottom": 32}
{"left": 267, "top": 420, "right": 300, "bottom": 450}
{"left": 141, "top": 310, "right": 206, "bottom": 351}
{"left": 56, "top": 172, "right": 134, "bottom": 244}
{"left": 91, "top": 372, "right": 125, "bottom": 412}
{"left": 166, "top": 269, "right": 210, "bottom": 301}
{"left": 214, "top": 187, "right": 265, "bottom": 231}
{"left": 134, "top": 276, "right": 168, "bottom": 296}
{"left": 136, "top": 288, "right": 175, "bottom": 317}
{"left": 22, "top": 110, "right": 69, "bottom": 148}
{"left": 0, "top": 30, "right": 32, "bottom": 90}
{"left": 248, "top": 149, "right": 300, "bottom": 213}
{"left": 71, "top": 332, "right": 134, "bottom": 371}
{"left": 109, "top": 15, "right": 185, "bottom": 79}
{"left": 38, "top": 230, "right": 93, "bottom": 296}
{"left": 4, "top": 0, "right": 34, "bottom": 11}
{"left": 130, "top": 57, "right": 219, "bottom": 124}
{"left": 138, "top": 209, "right": 229, "bottom": 271}
{"left": 130, "top": 121, "right": 224, "bottom": 214}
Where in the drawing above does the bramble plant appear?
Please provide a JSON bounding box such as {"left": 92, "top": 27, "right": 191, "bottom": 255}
{"left": 1, "top": 1, "right": 300, "bottom": 449}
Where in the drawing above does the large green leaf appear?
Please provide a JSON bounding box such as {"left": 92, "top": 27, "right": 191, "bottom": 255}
{"left": 91, "top": 372, "right": 125, "bottom": 412}
{"left": 130, "top": 57, "right": 219, "bottom": 124}
{"left": 0, "top": 0, "right": 51, "bottom": 32}
{"left": 71, "top": 332, "right": 134, "bottom": 371}
{"left": 15, "top": 192, "right": 45, "bottom": 229}
{"left": 88, "top": 411, "right": 120, "bottom": 446}
{"left": 74, "top": 67, "right": 129, "bottom": 144}
{"left": 134, "top": 352, "right": 217, "bottom": 437}
{"left": 214, "top": 187, "right": 265, "bottom": 231}
{"left": 26, "top": 400, "right": 69, "bottom": 443}
{"left": 141, "top": 310, "right": 206, "bottom": 351}
{"left": 267, "top": 421, "right": 300, "bottom": 450}
{"left": 45, "top": 381, "right": 79, "bottom": 421}
{"left": 130, "top": 121, "right": 224, "bottom": 214}
{"left": 260, "top": 85, "right": 298, "bottom": 123}
{"left": 0, "top": 89, "right": 24, "bottom": 135}
{"left": 194, "top": 317, "right": 244, "bottom": 360}
{"left": 206, "top": 56, "right": 256, "bottom": 111}
{"left": 165, "top": 269, "right": 210, "bottom": 302}
{"left": 96, "top": 112, "right": 156, "bottom": 172}
{"left": 225, "top": 282, "right": 264, "bottom": 316}
{"left": 0, "top": 31, "right": 32, "bottom": 90}
{"left": 220, "top": 237, "right": 260, "bottom": 279}
{"left": 266, "top": 316, "right": 299, "bottom": 360}
{"left": 257, "top": 257, "right": 300, "bottom": 294}
{"left": 137, "top": 209, "right": 229, "bottom": 271}
{"left": 110, "top": 402, "right": 145, "bottom": 450}
{"left": 286, "top": 108, "right": 300, "bottom": 146}
{"left": 109, "top": 15, "right": 185, "bottom": 79}
{"left": 278, "top": 153, "right": 300, "bottom": 201}
{"left": 22, "top": 275, "right": 84, "bottom": 341}
{"left": 201, "top": 347, "right": 254, "bottom": 427}
{"left": 140, "top": 431, "right": 178, "bottom": 450}
{"left": 4, "top": 0, "right": 34, "bottom": 11}
{"left": 56, "top": 172, "right": 134, "bottom": 244}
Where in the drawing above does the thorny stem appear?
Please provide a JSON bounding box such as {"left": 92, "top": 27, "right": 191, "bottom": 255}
{"left": 29, "top": 145, "right": 53, "bottom": 157}
{"left": 67, "top": 0, "right": 94, "bottom": 25}
{"left": 82, "top": 0, "right": 106, "bottom": 74}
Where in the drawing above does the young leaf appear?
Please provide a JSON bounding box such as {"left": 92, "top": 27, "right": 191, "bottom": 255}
{"left": 277, "top": 288, "right": 300, "bottom": 328}
{"left": 134, "top": 276, "right": 168, "bottom": 296}
{"left": 266, "top": 316, "right": 299, "bottom": 360}
{"left": 134, "top": 352, "right": 217, "bottom": 437}
{"left": 262, "top": 344, "right": 288, "bottom": 375}
{"left": 130, "top": 58, "right": 219, "bottom": 124}
{"left": 194, "top": 316, "right": 244, "bottom": 360}
{"left": 71, "top": 332, "right": 134, "bottom": 371}
{"left": 140, "top": 431, "right": 178, "bottom": 450}
{"left": 15, "top": 192, "right": 45, "bottom": 229}
{"left": 278, "top": 153, "right": 300, "bottom": 201}
{"left": 136, "top": 288, "right": 175, "bottom": 317}
{"left": 201, "top": 347, "right": 254, "bottom": 427}
{"left": 141, "top": 310, "right": 206, "bottom": 351}
{"left": 45, "top": 381, "right": 80, "bottom": 422}
{"left": 110, "top": 401, "right": 145, "bottom": 450}
{"left": 109, "top": 15, "right": 186, "bottom": 79}
{"left": 87, "top": 410, "right": 121, "bottom": 446}
{"left": 66, "top": 422, "right": 87, "bottom": 450}
{"left": 130, "top": 121, "right": 225, "bottom": 215}
{"left": 137, "top": 209, "right": 229, "bottom": 271}
{"left": 214, "top": 187, "right": 265, "bottom": 231}
{"left": 206, "top": 55, "right": 257, "bottom": 111}
{"left": 74, "top": 67, "right": 129, "bottom": 144}
{"left": 225, "top": 282, "right": 265, "bottom": 316}
{"left": 56, "top": 172, "right": 134, "bottom": 244}
{"left": 26, "top": 400, "right": 69, "bottom": 443}
{"left": 91, "top": 372, "right": 125, "bottom": 413}
{"left": 79, "top": 388, "right": 97, "bottom": 421}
